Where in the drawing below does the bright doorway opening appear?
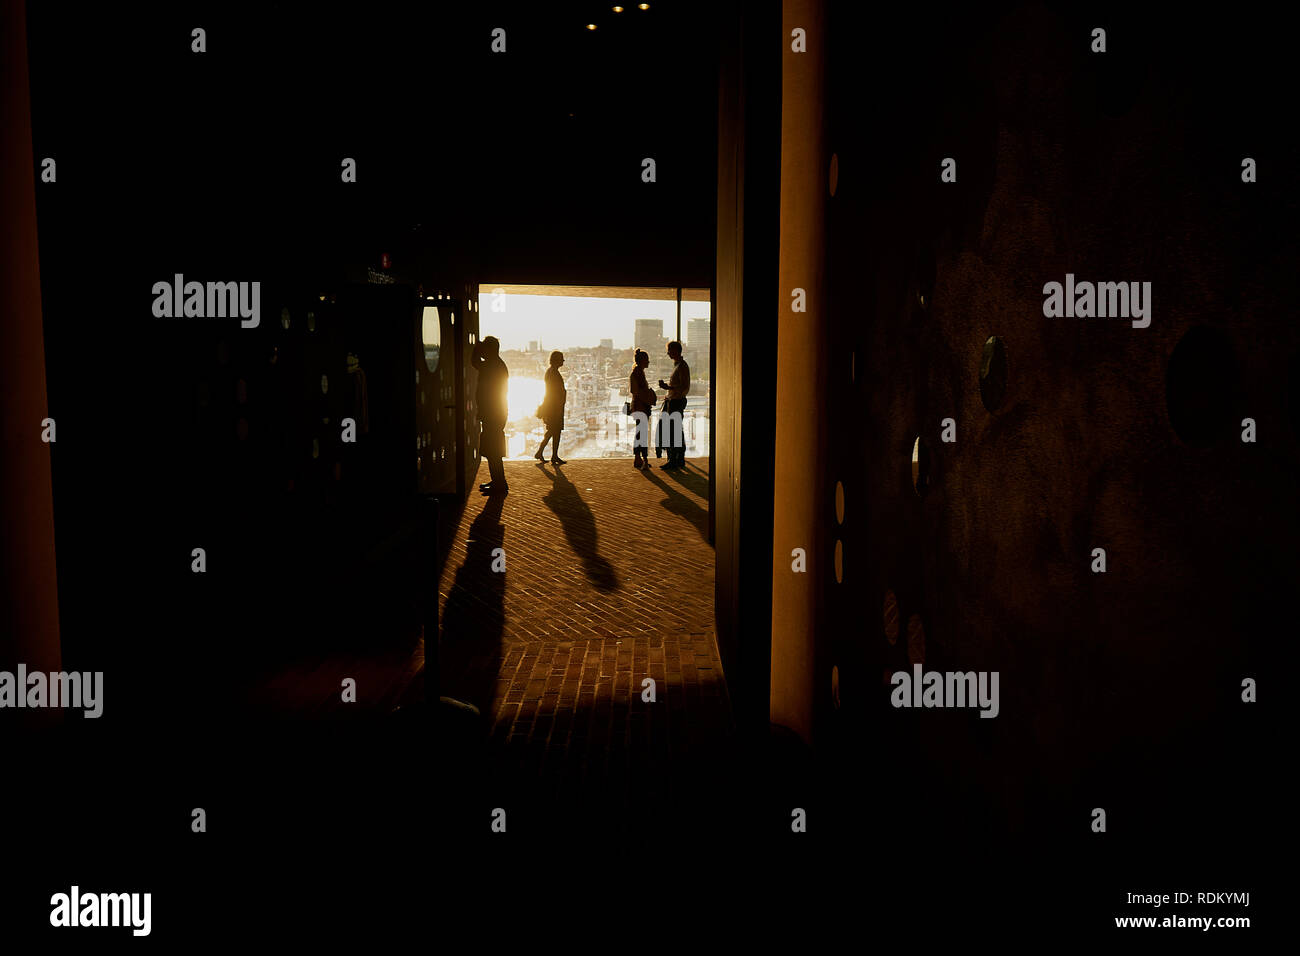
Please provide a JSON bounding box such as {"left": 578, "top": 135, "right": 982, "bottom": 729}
{"left": 476, "top": 285, "right": 712, "bottom": 460}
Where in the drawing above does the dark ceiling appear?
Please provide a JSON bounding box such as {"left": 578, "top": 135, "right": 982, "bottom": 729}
{"left": 26, "top": 1, "right": 724, "bottom": 289}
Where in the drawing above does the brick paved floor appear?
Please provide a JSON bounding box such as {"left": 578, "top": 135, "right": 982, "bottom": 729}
{"left": 438, "top": 456, "right": 733, "bottom": 816}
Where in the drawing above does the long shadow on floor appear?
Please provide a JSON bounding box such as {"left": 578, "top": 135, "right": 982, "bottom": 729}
{"left": 538, "top": 463, "right": 619, "bottom": 592}
{"left": 662, "top": 460, "right": 710, "bottom": 506}
{"left": 438, "top": 493, "right": 507, "bottom": 716}
{"left": 432, "top": 491, "right": 470, "bottom": 585}
{"left": 663, "top": 460, "right": 710, "bottom": 495}
{"left": 640, "top": 466, "right": 709, "bottom": 541}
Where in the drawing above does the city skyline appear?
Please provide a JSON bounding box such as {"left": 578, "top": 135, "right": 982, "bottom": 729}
{"left": 475, "top": 291, "right": 711, "bottom": 353}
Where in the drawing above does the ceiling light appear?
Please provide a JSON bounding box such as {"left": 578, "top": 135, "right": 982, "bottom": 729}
{"left": 586, "top": 23, "right": 597, "bottom": 30}
{"left": 613, "top": 5, "right": 624, "bottom": 10}
{"left": 638, "top": 3, "right": 650, "bottom": 9}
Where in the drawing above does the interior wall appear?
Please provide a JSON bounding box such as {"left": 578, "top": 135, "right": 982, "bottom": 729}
{"left": 1, "top": 0, "right": 62, "bottom": 720}
{"left": 820, "top": 0, "right": 1293, "bottom": 856}
{"left": 714, "top": 0, "right": 782, "bottom": 736}
{"left": 768, "top": 0, "right": 828, "bottom": 745}
{"left": 415, "top": 288, "right": 481, "bottom": 498}
{"left": 123, "top": 280, "right": 445, "bottom": 719}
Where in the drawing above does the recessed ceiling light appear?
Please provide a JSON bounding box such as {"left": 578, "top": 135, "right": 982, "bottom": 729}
{"left": 612, "top": 5, "right": 624, "bottom": 10}
{"left": 586, "top": 23, "right": 597, "bottom": 30}
{"left": 638, "top": 3, "right": 650, "bottom": 9}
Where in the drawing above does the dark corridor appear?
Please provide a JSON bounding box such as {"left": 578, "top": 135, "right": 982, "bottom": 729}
{"left": 2, "top": 0, "right": 1292, "bottom": 943}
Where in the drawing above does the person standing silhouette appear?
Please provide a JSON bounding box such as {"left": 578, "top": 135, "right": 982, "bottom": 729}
{"left": 628, "top": 348, "right": 657, "bottom": 469}
{"left": 472, "top": 336, "right": 509, "bottom": 495}
{"left": 658, "top": 340, "right": 690, "bottom": 470}
{"left": 535, "top": 350, "right": 567, "bottom": 464}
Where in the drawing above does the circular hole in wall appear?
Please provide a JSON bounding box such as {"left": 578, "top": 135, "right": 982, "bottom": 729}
{"left": 1166, "top": 326, "right": 1238, "bottom": 448}
{"left": 828, "top": 152, "right": 839, "bottom": 197}
{"left": 834, "top": 540, "right": 843, "bottom": 583}
{"left": 834, "top": 481, "right": 845, "bottom": 523}
{"left": 422, "top": 304, "right": 442, "bottom": 374}
{"left": 882, "top": 589, "right": 899, "bottom": 645}
{"left": 979, "top": 335, "right": 1008, "bottom": 412}
{"left": 831, "top": 665, "right": 841, "bottom": 710}
{"left": 911, "top": 436, "right": 932, "bottom": 496}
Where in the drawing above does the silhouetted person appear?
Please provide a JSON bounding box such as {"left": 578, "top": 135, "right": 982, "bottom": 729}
{"left": 629, "top": 348, "right": 657, "bottom": 469}
{"left": 658, "top": 340, "right": 690, "bottom": 470}
{"left": 472, "top": 335, "right": 509, "bottom": 495}
{"left": 534, "top": 350, "right": 567, "bottom": 464}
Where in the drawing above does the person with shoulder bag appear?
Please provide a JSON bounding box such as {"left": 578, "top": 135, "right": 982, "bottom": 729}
{"left": 627, "top": 348, "right": 657, "bottom": 469}
{"left": 534, "top": 351, "right": 567, "bottom": 464}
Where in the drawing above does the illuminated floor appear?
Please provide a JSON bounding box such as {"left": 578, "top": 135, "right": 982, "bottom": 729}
{"left": 438, "top": 456, "right": 733, "bottom": 813}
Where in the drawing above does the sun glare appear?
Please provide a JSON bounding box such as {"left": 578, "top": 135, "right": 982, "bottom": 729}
{"left": 506, "top": 376, "right": 547, "bottom": 424}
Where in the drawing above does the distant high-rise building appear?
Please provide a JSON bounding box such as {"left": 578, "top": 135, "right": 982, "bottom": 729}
{"left": 528, "top": 340, "right": 539, "bottom": 353}
{"left": 686, "top": 318, "right": 711, "bottom": 376}
{"left": 599, "top": 338, "right": 614, "bottom": 351}
{"left": 634, "top": 319, "right": 663, "bottom": 355}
